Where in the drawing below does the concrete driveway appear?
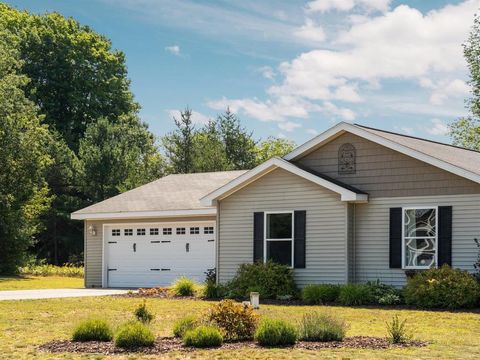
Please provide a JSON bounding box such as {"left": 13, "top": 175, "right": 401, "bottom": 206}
{"left": 0, "top": 288, "right": 131, "bottom": 301}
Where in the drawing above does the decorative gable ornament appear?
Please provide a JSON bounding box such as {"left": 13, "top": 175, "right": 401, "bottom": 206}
{"left": 338, "top": 143, "right": 356, "bottom": 174}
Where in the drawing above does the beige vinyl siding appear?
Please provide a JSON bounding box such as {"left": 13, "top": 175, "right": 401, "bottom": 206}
{"left": 346, "top": 203, "right": 355, "bottom": 283}
{"left": 218, "top": 168, "right": 348, "bottom": 287}
{"left": 296, "top": 132, "right": 480, "bottom": 198}
{"left": 354, "top": 194, "right": 480, "bottom": 287}
{"left": 84, "top": 216, "right": 216, "bottom": 287}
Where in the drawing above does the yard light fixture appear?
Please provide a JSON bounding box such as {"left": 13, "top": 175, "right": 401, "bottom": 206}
{"left": 250, "top": 292, "right": 259, "bottom": 309}
{"left": 88, "top": 225, "right": 96, "bottom": 236}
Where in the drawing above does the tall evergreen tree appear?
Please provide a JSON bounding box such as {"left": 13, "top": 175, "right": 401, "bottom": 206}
{"left": 450, "top": 14, "right": 480, "bottom": 150}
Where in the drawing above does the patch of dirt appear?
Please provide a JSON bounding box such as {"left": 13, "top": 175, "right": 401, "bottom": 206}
{"left": 39, "top": 336, "right": 426, "bottom": 355}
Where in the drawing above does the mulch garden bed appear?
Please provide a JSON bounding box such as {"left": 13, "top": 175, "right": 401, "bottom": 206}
{"left": 39, "top": 336, "right": 426, "bottom": 355}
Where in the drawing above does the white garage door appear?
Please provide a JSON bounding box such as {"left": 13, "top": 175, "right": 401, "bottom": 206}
{"left": 104, "top": 222, "right": 215, "bottom": 288}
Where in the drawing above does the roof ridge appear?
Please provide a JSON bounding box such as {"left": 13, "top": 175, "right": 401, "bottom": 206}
{"left": 353, "top": 123, "right": 480, "bottom": 154}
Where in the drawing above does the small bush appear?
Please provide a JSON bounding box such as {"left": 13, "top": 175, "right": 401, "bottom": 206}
{"left": 19, "top": 261, "right": 84, "bottom": 278}
{"left": 205, "top": 299, "right": 259, "bottom": 341}
{"left": 302, "top": 284, "right": 340, "bottom": 305}
{"left": 366, "top": 280, "right": 403, "bottom": 305}
{"left": 386, "top": 315, "right": 410, "bottom": 344}
{"left": 172, "top": 277, "right": 196, "bottom": 297}
{"left": 298, "top": 313, "right": 346, "bottom": 342}
{"left": 183, "top": 326, "right": 223, "bottom": 348}
{"left": 134, "top": 300, "right": 154, "bottom": 324}
{"left": 72, "top": 319, "right": 113, "bottom": 342}
{"left": 173, "top": 315, "right": 198, "bottom": 338}
{"left": 254, "top": 318, "right": 297, "bottom": 346}
{"left": 203, "top": 268, "right": 219, "bottom": 299}
{"left": 114, "top": 321, "right": 155, "bottom": 348}
{"left": 404, "top": 265, "right": 480, "bottom": 309}
{"left": 225, "top": 261, "right": 297, "bottom": 299}
{"left": 338, "top": 284, "right": 373, "bottom": 306}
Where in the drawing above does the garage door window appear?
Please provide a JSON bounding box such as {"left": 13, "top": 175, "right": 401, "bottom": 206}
{"left": 137, "top": 228, "right": 146, "bottom": 236}
{"left": 204, "top": 227, "right": 214, "bottom": 234}
{"left": 112, "top": 229, "right": 120, "bottom": 236}
{"left": 124, "top": 229, "right": 133, "bottom": 236}
{"left": 150, "top": 228, "right": 159, "bottom": 235}
{"left": 163, "top": 228, "right": 172, "bottom": 235}
{"left": 190, "top": 227, "right": 200, "bottom": 234}
{"left": 176, "top": 227, "right": 186, "bottom": 235}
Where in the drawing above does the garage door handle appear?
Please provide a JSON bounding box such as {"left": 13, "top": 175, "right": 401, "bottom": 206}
{"left": 186, "top": 243, "right": 189, "bottom": 252}
{"left": 133, "top": 243, "right": 136, "bottom": 252}
{"left": 108, "top": 268, "right": 117, "bottom": 271}
{"left": 150, "top": 268, "right": 160, "bottom": 271}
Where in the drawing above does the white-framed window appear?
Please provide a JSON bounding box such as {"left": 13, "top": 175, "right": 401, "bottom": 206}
{"left": 176, "top": 227, "right": 186, "bottom": 235}
{"left": 402, "top": 207, "right": 438, "bottom": 269}
{"left": 111, "top": 229, "right": 120, "bottom": 236}
{"left": 190, "top": 227, "right": 200, "bottom": 234}
{"left": 124, "top": 229, "right": 133, "bottom": 236}
{"left": 137, "top": 228, "right": 146, "bottom": 236}
{"left": 204, "top": 226, "right": 214, "bottom": 234}
{"left": 163, "top": 228, "right": 172, "bottom": 235}
{"left": 264, "top": 211, "right": 294, "bottom": 267}
{"left": 150, "top": 228, "right": 159, "bottom": 235}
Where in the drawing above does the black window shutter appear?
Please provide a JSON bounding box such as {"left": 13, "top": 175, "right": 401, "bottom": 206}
{"left": 294, "top": 210, "right": 306, "bottom": 268}
{"left": 389, "top": 208, "right": 402, "bottom": 268}
{"left": 438, "top": 206, "right": 452, "bottom": 266}
{"left": 253, "top": 212, "right": 264, "bottom": 263}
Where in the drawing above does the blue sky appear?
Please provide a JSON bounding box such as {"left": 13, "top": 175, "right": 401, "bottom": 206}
{"left": 5, "top": 0, "right": 479, "bottom": 145}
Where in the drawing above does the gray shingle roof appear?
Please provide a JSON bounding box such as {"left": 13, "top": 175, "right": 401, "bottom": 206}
{"left": 73, "top": 170, "right": 247, "bottom": 215}
{"left": 355, "top": 124, "right": 480, "bottom": 177}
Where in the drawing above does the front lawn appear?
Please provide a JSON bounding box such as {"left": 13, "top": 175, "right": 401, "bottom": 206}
{"left": 0, "top": 276, "right": 83, "bottom": 291}
{"left": 0, "top": 297, "right": 479, "bottom": 359}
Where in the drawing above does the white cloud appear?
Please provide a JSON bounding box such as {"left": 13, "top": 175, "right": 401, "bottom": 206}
{"left": 423, "top": 118, "right": 450, "bottom": 136}
{"left": 420, "top": 78, "right": 471, "bottom": 105}
{"left": 167, "top": 109, "right": 210, "bottom": 125}
{"left": 394, "top": 126, "right": 414, "bottom": 135}
{"left": 165, "top": 45, "right": 181, "bottom": 56}
{"left": 306, "top": 128, "right": 318, "bottom": 136}
{"left": 259, "top": 66, "right": 276, "bottom": 80}
{"left": 306, "top": 0, "right": 391, "bottom": 13}
{"left": 294, "top": 18, "right": 326, "bottom": 43}
{"left": 278, "top": 121, "right": 302, "bottom": 132}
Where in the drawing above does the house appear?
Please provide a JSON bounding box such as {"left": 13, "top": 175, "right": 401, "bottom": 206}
{"left": 72, "top": 122, "right": 480, "bottom": 288}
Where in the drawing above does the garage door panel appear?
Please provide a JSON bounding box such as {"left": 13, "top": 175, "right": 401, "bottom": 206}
{"left": 105, "top": 223, "right": 215, "bottom": 288}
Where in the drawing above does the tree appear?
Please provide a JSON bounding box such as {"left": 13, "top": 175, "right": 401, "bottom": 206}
{"left": 450, "top": 14, "right": 480, "bottom": 150}
{"left": 192, "top": 120, "right": 230, "bottom": 172}
{"left": 79, "top": 116, "right": 164, "bottom": 203}
{"left": 0, "top": 4, "right": 139, "bottom": 152}
{"left": 255, "top": 137, "right": 296, "bottom": 164}
{"left": 217, "top": 108, "right": 257, "bottom": 170}
{"left": 163, "top": 108, "right": 196, "bottom": 174}
{"left": 0, "top": 40, "right": 52, "bottom": 273}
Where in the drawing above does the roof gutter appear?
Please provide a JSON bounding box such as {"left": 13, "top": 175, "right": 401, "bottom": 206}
{"left": 71, "top": 208, "right": 217, "bottom": 220}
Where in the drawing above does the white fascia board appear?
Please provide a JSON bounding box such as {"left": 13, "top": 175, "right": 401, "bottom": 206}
{"left": 70, "top": 208, "right": 216, "bottom": 220}
{"left": 284, "top": 122, "right": 480, "bottom": 185}
{"left": 200, "top": 157, "right": 366, "bottom": 206}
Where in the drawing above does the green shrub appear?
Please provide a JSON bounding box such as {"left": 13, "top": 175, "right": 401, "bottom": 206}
{"left": 203, "top": 268, "right": 218, "bottom": 299}
{"left": 404, "top": 265, "right": 480, "bottom": 308}
{"left": 254, "top": 318, "right": 297, "bottom": 346}
{"left": 225, "top": 261, "right": 297, "bottom": 299}
{"left": 302, "top": 284, "right": 340, "bottom": 305}
{"left": 114, "top": 321, "right": 155, "bottom": 348}
{"left": 366, "top": 280, "right": 403, "bottom": 305}
{"left": 338, "top": 284, "right": 373, "bottom": 306}
{"left": 134, "top": 300, "right": 154, "bottom": 324}
{"left": 205, "top": 299, "right": 259, "bottom": 341}
{"left": 386, "top": 315, "right": 410, "bottom": 344}
{"left": 172, "top": 276, "right": 196, "bottom": 297}
{"left": 173, "top": 315, "right": 198, "bottom": 338}
{"left": 19, "top": 262, "right": 84, "bottom": 277}
{"left": 183, "top": 326, "right": 223, "bottom": 348}
{"left": 298, "top": 313, "right": 346, "bottom": 341}
{"left": 72, "top": 319, "right": 113, "bottom": 342}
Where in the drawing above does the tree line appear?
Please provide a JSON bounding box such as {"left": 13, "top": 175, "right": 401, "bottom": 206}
{"left": 0, "top": 4, "right": 295, "bottom": 273}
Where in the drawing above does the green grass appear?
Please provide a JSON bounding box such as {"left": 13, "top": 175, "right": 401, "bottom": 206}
{"left": 0, "top": 276, "right": 83, "bottom": 290}
{"left": 0, "top": 297, "right": 479, "bottom": 359}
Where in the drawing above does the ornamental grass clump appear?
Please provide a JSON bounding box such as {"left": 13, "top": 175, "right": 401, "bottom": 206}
{"left": 205, "top": 299, "right": 259, "bottom": 341}
{"left": 302, "top": 284, "right": 340, "bottom": 305}
{"left": 72, "top": 319, "right": 113, "bottom": 342}
{"left": 386, "top": 315, "right": 410, "bottom": 344}
{"left": 254, "top": 318, "right": 297, "bottom": 346}
{"left": 173, "top": 315, "right": 198, "bottom": 338}
{"left": 114, "top": 321, "right": 155, "bottom": 349}
{"left": 338, "top": 284, "right": 373, "bottom": 306}
{"left": 172, "top": 276, "right": 196, "bottom": 297}
{"left": 183, "top": 326, "right": 223, "bottom": 348}
{"left": 133, "top": 300, "right": 154, "bottom": 324}
{"left": 298, "top": 312, "right": 346, "bottom": 342}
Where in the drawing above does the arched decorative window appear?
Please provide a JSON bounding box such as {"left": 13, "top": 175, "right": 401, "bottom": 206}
{"left": 338, "top": 143, "right": 356, "bottom": 174}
